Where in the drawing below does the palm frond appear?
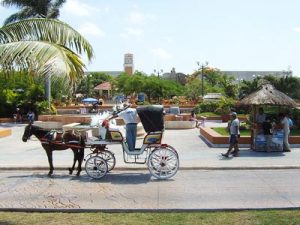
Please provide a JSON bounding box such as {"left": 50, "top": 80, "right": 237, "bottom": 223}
{"left": 0, "top": 41, "right": 85, "bottom": 83}
{"left": 0, "top": 18, "right": 94, "bottom": 60}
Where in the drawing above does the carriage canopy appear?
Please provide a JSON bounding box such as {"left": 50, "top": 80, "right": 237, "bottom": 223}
{"left": 137, "top": 105, "right": 164, "bottom": 133}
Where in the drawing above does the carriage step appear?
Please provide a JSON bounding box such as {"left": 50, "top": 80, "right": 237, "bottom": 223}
{"left": 67, "top": 141, "right": 80, "bottom": 144}
{"left": 127, "top": 150, "right": 142, "bottom": 155}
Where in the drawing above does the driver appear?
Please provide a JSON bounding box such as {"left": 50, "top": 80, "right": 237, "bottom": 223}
{"left": 110, "top": 103, "right": 139, "bottom": 151}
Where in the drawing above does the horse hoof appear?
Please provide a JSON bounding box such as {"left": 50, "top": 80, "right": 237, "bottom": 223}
{"left": 47, "top": 173, "right": 52, "bottom": 177}
{"left": 76, "top": 172, "right": 81, "bottom": 176}
{"left": 69, "top": 168, "right": 73, "bottom": 175}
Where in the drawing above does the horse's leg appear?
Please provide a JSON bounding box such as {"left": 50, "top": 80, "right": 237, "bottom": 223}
{"left": 76, "top": 148, "right": 85, "bottom": 176}
{"left": 69, "top": 149, "right": 77, "bottom": 175}
{"left": 44, "top": 146, "right": 54, "bottom": 176}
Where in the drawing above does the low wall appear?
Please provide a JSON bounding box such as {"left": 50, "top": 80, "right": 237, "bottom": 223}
{"left": 200, "top": 126, "right": 300, "bottom": 148}
{"left": 0, "top": 118, "right": 13, "bottom": 123}
{"left": 200, "top": 126, "right": 250, "bottom": 148}
{"left": 38, "top": 115, "right": 91, "bottom": 125}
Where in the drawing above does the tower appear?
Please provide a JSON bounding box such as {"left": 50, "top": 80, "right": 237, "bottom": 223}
{"left": 124, "top": 53, "right": 134, "bottom": 75}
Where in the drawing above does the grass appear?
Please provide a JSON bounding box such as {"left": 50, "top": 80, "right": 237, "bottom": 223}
{"left": 213, "top": 127, "right": 250, "bottom": 136}
{"left": 197, "top": 112, "right": 219, "bottom": 117}
{"left": 1, "top": 210, "right": 300, "bottom": 225}
{"left": 197, "top": 112, "right": 248, "bottom": 118}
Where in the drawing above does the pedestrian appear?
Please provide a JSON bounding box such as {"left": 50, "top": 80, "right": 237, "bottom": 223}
{"left": 256, "top": 107, "right": 266, "bottom": 124}
{"left": 256, "top": 107, "right": 266, "bottom": 134}
{"left": 189, "top": 110, "right": 200, "bottom": 128}
{"left": 221, "top": 112, "right": 240, "bottom": 157}
{"left": 14, "top": 107, "right": 22, "bottom": 123}
{"left": 262, "top": 116, "right": 273, "bottom": 152}
{"left": 279, "top": 113, "right": 291, "bottom": 152}
{"left": 27, "top": 109, "right": 35, "bottom": 123}
{"left": 109, "top": 103, "right": 139, "bottom": 151}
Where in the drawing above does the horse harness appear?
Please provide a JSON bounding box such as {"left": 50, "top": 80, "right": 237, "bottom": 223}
{"left": 40, "top": 129, "right": 83, "bottom": 149}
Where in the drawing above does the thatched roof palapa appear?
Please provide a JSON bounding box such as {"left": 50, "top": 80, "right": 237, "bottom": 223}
{"left": 240, "top": 84, "right": 297, "bottom": 107}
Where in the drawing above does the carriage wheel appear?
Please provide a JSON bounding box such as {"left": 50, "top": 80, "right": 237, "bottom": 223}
{"left": 97, "top": 150, "right": 116, "bottom": 172}
{"left": 147, "top": 146, "right": 179, "bottom": 180}
{"left": 85, "top": 156, "right": 108, "bottom": 179}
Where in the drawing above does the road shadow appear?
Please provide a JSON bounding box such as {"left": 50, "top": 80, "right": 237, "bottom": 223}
{"left": 6, "top": 170, "right": 177, "bottom": 184}
{"left": 79, "top": 172, "right": 152, "bottom": 184}
{"left": 7, "top": 174, "right": 73, "bottom": 180}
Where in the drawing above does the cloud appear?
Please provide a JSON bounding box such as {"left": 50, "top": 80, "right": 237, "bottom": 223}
{"left": 151, "top": 48, "right": 173, "bottom": 60}
{"left": 120, "top": 27, "right": 143, "bottom": 38}
{"left": 293, "top": 27, "right": 300, "bottom": 33}
{"left": 78, "top": 23, "right": 106, "bottom": 38}
{"left": 62, "top": 0, "right": 97, "bottom": 17}
{"left": 162, "top": 36, "right": 175, "bottom": 43}
{"left": 128, "top": 12, "right": 145, "bottom": 24}
{"left": 127, "top": 11, "right": 157, "bottom": 24}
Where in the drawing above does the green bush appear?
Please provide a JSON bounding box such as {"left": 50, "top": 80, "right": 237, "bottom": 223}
{"left": 195, "top": 101, "right": 219, "bottom": 114}
{"left": 195, "top": 97, "right": 235, "bottom": 115}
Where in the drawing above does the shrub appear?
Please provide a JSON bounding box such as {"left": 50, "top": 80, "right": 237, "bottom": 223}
{"left": 195, "top": 101, "right": 219, "bottom": 113}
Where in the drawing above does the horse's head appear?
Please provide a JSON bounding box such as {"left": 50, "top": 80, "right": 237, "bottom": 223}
{"left": 22, "top": 123, "right": 33, "bottom": 142}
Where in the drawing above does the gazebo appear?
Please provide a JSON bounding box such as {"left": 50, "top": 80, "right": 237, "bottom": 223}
{"left": 239, "top": 84, "right": 296, "bottom": 107}
{"left": 94, "top": 82, "right": 112, "bottom": 99}
{"left": 240, "top": 84, "right": 297, "bottom": 151}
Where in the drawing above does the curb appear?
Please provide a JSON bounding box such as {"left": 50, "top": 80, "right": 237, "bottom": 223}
{"left": 1, "top": 166, "right": 300, "bottom": 171}
{"left": 1, "top": 207, "right": 300, "bottom": 213}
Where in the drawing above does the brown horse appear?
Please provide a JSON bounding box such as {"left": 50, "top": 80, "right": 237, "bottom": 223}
{"left": 22, "top": 123, "right": 85, "bottom": 176}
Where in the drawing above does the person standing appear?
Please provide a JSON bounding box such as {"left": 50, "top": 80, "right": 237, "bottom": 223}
{"left": 222, "top": 112, "right": 240, "bottom": 157}
{"left": 256, "top": 108, "right": 266, "bottom": 124}
{"left": 111, "top": 103, "right": 139, "bottom": 151}
{"left": 27, "top": 109, "right": 35, "bottom": 123}
{"left": 189, "top": 110, "right": 200, "bottom": 128}
{"left": 279, "top": 113, "right": 291, "bottom": 152}
{"left": 262, "top": 116, "right": 273, "bottom": 152}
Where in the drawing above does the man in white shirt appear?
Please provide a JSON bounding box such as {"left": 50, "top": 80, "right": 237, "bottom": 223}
{"left": 256, "top": 108, "right": 266, "bottom": 124}
{"left": 115, "top": 103, "right": 139, "bottom": 151}
{"left": 222, "top": 112, "right": 240, "bottom": 157}
{"left": 279, "top": 113, "right": 291, "bottom": 152}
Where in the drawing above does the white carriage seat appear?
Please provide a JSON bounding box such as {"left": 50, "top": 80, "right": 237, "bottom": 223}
{"left": 85, "top": 129, "right": 99, "bottom": 142}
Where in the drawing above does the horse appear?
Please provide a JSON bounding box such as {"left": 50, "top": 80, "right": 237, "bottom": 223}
{"left": 22, "top": 123, "right": 85, "bottom": 176}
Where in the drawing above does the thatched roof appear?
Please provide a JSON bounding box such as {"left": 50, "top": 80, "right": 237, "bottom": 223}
{"left": 240, "top": 84, "right": 297, "bottom": 107}
{"left": 94, "top": 82, "right": 111, "bottom": 90}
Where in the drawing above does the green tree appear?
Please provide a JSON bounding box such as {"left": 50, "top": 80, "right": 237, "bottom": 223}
{"left": 1, "top": 0, "right": 66, "bottom": 25}
{"left": 0, "top": 18, "right": 93, "bottom": 83}
{"left": 76, "top": 72, "right": 113, "bottom": 97}
{"left": 184, "top": 78, "right": 201, "bottom": 101}
{"left": 0, "top": 18, "right": 93, "bottom": 115}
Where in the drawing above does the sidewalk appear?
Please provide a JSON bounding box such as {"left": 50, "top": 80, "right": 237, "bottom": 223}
{"left": 1, "top": 122, "right": 300, "bottom": 170}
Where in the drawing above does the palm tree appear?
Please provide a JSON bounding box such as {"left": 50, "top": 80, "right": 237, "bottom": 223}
{"left": 0, "top": 18, "right": 93, "bottom": 83}
{"left": 1, "top": 0, "right": 66, "bottom": 25}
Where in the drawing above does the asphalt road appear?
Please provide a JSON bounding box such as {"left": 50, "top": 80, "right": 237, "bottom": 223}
{"left": 1, "top": 169, "right": 300, "bottom": 211}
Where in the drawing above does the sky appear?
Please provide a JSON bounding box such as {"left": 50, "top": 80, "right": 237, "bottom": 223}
{"left": 1, "top": 0, "right": 300, "bottom": 76}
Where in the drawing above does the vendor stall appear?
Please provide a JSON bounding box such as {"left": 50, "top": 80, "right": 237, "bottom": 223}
{"left": 240, "top": 84, "right": 296, "bottom": 152}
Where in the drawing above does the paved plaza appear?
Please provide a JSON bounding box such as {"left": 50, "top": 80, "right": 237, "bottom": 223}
{"left": 1, "top": 122, "right": 300, "bottom": 170}
{"left": 1, "top": 122, "right": 300, "bottom": 211}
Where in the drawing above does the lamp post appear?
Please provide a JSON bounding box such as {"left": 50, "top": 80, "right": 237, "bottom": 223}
{"left": 45, "top": 75, "right": 51, "bottom": 109}
{"left": 197, "top": 61, "right": 208, "bottom": 97}
{"left": 154, "top": 69, "right": 163, "bottom": 102}
{"left": 86, "top": 74, "right": 93, "bottom": 97}
{"left": 154, "top": 69, "right": 163, "bottom": 78}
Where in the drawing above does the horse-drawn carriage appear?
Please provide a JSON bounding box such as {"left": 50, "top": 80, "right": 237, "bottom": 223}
{"left": 22, "top": 105, "right": 179, "bottom": 180}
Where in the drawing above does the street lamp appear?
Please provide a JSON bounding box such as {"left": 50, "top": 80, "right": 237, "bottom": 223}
{"left": 86, "top": 74, "right": 93, "bottom": 97}
{"left": 154, "top": 69, "right": 163, "bottom": 103}
{"left": 154, "top": 69, "right": 163, "bottom": 78}
{"left": 197, "top": 61, "right": 208, "bottom": 97}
